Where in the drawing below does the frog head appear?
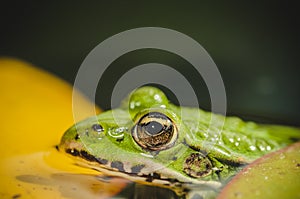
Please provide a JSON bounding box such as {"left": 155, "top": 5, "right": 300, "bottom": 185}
{"left": 59, "top": 87, "right": 222, "bottom": 188}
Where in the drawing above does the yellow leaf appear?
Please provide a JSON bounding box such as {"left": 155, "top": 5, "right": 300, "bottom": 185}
{"left": 0, "top": 58, "right": 129, "bottom": 199}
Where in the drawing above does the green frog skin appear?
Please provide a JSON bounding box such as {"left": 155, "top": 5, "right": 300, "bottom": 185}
{"left": 59, "top": 86, "right": 300, "bottom": 198}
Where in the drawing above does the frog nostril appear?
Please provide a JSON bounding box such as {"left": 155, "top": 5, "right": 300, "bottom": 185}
{"left": 92, "top": 124, "right": 104, "bottom": 132}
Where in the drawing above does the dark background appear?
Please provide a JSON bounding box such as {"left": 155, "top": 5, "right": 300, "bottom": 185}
{"left": 1, "top": 1, "right": 299, "bottom": 125}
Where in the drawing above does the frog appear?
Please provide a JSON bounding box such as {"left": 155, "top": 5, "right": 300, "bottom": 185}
{"left": 58, "top": 86, "right": 300, "bottom": 198}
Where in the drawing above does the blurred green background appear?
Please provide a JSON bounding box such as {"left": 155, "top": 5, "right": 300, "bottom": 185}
{"left": 1, "top": 1, "right": 299, "bottom": 125}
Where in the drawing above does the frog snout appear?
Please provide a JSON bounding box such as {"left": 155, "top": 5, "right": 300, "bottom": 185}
{"left": 58, "top": 126, "right": 85, "bottom": 152}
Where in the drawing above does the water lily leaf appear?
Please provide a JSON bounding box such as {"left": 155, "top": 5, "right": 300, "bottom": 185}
{"left": 218, "top": 142, "right": 300, "bottom": 199}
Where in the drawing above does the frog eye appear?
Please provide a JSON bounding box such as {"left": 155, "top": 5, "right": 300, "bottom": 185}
{"left": 132, "top": 112, "right": 178, "bottom": 151}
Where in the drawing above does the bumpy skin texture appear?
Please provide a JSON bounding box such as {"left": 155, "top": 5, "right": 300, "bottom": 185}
{"left": 59, "top": 86, "right": 300, "bottom": 193}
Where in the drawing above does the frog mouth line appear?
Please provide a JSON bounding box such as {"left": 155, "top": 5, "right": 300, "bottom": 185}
{"left": 64, "top": 147, "right": 170, "bottom": 180}
{"left": 63, "top": 147, "right": 187, "bottom": 187}
{"left": 62, "top": 147, "right": 221, "bottom": 191}
{"left": 56, "top": 143, "right": 175, "bottom": 183}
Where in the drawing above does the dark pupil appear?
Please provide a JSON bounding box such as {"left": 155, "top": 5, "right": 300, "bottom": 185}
{"left": 144, "top": 121, "right": 163, "bottom": 135}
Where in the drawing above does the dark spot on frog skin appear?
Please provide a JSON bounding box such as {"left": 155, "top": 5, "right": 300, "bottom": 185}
{"left": 12, "top": 194, "right": 21, "bottom": 199}
{"left": 296, "top": 163, "right": 300, "bottom": 167}
{"left": 96, "top": 157, "right": 108, "bottom": 165}
{"left": 168, "top": 178, "right": 179, "bottom": 184}
{"left": 74, "top": 133, "right": 80, "bottom": 140}
{"left": 116, "top": 137, "right": 124, "bottom": 142}
{"left": 111, "top": 161, "right": 125, "bottom": 172}
{"left": 206, "top": 163, "right": 211, "bottom": 169}
{"left": 172, "top": 156, "right": 177, "bottom": 161}
{"left": 80, "top": 150, "right": 98, "bottom": 162}
{"left": 66, "top": 148, "right": 80, "bottom": 157}
{"left": 214, "top": 168, "right": 223, "bottom": 180}
{"left": 130, "top": 164, "right": 145, "bottom": 174}
{"left": 145, "top": 172, "right": 161, "bottom": 182}
{"left": 162, "top": 180, "right": 181, "bottom": 187}
{"left": 65, "top": 148, "right": 109, "bottom": 165}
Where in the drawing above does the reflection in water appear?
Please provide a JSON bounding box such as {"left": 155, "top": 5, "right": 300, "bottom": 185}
{"left": 16, "top": 173, "right": 128, "bottom": 199}
{"left": 16, "top": 172, "right": 179, "bottom": 199}
{"left": 117, "top": 183, "right": 179, "bottom": 199}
